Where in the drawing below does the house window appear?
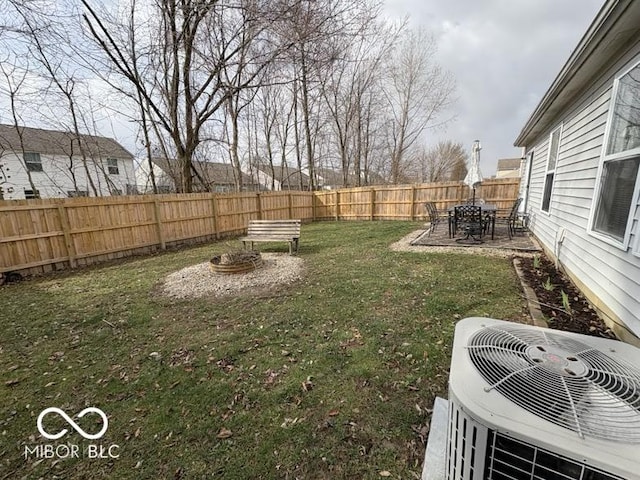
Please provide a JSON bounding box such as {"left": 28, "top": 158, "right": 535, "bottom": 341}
{"left": 541, "top": 126, "right": 561, "bottom": 212}
{"left": 591, "top": 60, "right": 640, "bottom": 246}
{"left": 24, "top": 152, "right": 43, "bottom": 172}
{"left": 107, "top": 158, "right": 119, "bottom": 175}
{"left": 24, "top": 189, "right": 40, "bottom": 199}
{"left": 67, "top": 190, "right": 89, "bottom": 197}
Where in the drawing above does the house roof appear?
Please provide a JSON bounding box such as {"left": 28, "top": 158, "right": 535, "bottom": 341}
{"left": 152, "top": 157, "right": 256, "bottom": 189}
{"left": 316, "top": 167, "right": 352, "bottom": 187}
{"left": 0, "top": 124, "right": 133, "bottom": 159}
{"left": 497, "top": 158, "right": 521, "bottom": 171}
{"left": 514, "top": 0, "right": 640, "bottom": 147}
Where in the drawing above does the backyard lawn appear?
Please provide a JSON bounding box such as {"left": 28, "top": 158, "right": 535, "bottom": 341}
{"left": 0, "top": 221, "right": 528, "bottom": 479}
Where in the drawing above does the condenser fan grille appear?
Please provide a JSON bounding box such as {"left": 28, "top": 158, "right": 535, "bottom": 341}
{"left": 467, "top": 325, "right": 640, "bottom": 442}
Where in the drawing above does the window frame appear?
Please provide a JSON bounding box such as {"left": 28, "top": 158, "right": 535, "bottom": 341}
{"left": 589, "top": 59, "right": 640, "bottom": 250}
{"left": 541, "top": 125, "right": 562, "bottom": 213}
{"left": 67, "top": 190, "right": 89, "bottom": 197}
{"left": 24, "top": 188, "right": 40, "bottom": 199}
{"left": 24, "top": 152, "right": 43, "bottom": 172}
{"left": 107, "top": 158, "right": 119, "bottom": 175}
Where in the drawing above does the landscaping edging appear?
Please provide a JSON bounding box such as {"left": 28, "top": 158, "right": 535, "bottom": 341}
{"left": 513, "top": 258, "right": 547, "bottom": 328}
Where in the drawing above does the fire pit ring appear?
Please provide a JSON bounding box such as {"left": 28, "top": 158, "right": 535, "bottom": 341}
{"left": 209, "top": 250, "right": 263, "bottom": 275}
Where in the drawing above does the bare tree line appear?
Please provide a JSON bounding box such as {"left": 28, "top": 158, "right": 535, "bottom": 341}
{"left": 1, "top": 0, "right": 467, "bottom": 195}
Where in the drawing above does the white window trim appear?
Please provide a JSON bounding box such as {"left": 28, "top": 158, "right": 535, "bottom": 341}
{"left": 588, "top": 58, "right": 640, "bottom": 251}
{"left": 541, "top": 125, "right": 562, "bottom": 214}
{"left": 633, "top": 220, "right": 640, "bottom": 257}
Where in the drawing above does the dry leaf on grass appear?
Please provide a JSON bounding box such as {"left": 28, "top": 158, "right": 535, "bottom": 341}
{"left": 301, "top": 376, "right": 313, "bottom": 392}
{"left": 216, "top": 428, "right": 233, "bottom": 439}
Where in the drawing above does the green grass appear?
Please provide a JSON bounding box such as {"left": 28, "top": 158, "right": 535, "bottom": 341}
{"left": 0, "top": 221, "right": 527, "bottom": 479}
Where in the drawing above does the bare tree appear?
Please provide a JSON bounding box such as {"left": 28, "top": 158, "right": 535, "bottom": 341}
{"left": 410, "top": 140, "right": 468, "bottom": 183}
{"left": 273, "top": 0, "right": 375, "bottom": 190}
{"left": 0, "top": 61, "right": 38, "bottom": 194}
{"left": 384, "top": 29, "right": 456, "bottom": 184}
{"left": 321, "top": 16, "right": 401, "bottom": 187}
{"left": 82, "top": 0, "right": 298, "bottom": 193}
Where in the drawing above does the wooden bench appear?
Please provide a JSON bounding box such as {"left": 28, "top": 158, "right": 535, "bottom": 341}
{"left": 240, "top": 219, "right": 301, "bottom": 255}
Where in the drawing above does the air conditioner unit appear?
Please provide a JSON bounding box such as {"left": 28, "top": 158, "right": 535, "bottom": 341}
{"left": 446, "top": 317, "right": 640, "bottom": 480}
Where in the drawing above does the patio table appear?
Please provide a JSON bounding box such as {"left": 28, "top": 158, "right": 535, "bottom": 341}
{"left": 448, "top": 204, "right": 497, "bottom": 240}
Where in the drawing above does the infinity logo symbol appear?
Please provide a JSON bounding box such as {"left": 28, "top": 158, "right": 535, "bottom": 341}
{"left": 37, "top": 407, "right": 109, "bottom": 440}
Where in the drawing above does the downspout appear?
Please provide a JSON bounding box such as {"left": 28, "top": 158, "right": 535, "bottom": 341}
{"left": 555, "top": 228, "right": 566, "bottom": 270}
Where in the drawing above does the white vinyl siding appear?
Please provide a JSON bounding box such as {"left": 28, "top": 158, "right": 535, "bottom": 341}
{"left": 522, "top": 45, "right": 640, "bottom": 338}
{"left": 1, "top": 152, "right": 136, "bottom": 200}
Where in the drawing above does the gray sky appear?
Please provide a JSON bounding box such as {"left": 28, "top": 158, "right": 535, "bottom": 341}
{"left": 382, "top": 0, "right": 604, "bottom": 176}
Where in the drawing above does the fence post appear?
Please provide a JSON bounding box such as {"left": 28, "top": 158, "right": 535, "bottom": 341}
{"left": 288, "top": 192, "right": 293, "bottom": 219}
{"left": 311, "top": 192, "right": 317, "bottom": 221}
{"left": 209, "top": 195, "right": 218, "bottom": 239}
{"left": 370, "top": 188, "right": 375, "bottom": 221}
{"left": 411, "top": 186, "right": 417, "bottom": 220}
{"left": 211, "top": 195, "right": 220, "bottom": 240}
{"left": 256, "top": 193, "right": 262, "bottom": 220}
{"left": 335, "top": 190, "right": 339, "bottom": 221}
{"left": 153, "top": 198, "right": 166, "bottom": 249}
{"left": 57, "top": 204, "right": 77, "bottom": 268}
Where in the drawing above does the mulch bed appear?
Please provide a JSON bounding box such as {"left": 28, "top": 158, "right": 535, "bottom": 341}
{"left": 518, "top": 254, "right": 616, "bottom": 339}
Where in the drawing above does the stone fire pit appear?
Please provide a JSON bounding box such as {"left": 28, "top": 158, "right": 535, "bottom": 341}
{"left": 209, "top": 250, "right": 263, "bottom": 275}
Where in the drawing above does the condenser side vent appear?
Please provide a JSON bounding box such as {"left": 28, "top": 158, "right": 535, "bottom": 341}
{"left": 446, "top": 402, "right": 488, "bottom": 480}
{"left": 484, "top": 432, "right": 625, "bottom": 480}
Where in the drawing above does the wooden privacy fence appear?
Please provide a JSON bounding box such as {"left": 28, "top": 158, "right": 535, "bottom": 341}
{"left": 313, "top": 179, "right": 519, "bottom": 221}
{"left": 0, "top": 178, "right": 519, "bottom": 275}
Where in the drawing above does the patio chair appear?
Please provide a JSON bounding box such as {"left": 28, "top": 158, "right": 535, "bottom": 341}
{"left": 453, "top": 205, "right": 485, "bottom": 244}
{"left": 424, "top": 202, "right": 443, "bottom": 237}
{"left": 495, "top": 198, "right": 523, "bottom": 239}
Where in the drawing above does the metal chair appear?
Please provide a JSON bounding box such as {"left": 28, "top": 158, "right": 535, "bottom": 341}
{"left": 424, "top": 202, "right": 442, "bottom": 237}
{"left": 453, "top": 205, "right": 485, "bottom": 244}
{"left": 496, "top": 198, "right": 523, "bottom": 239}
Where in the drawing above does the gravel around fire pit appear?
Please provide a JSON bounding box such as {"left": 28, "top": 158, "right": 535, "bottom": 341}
{"left": 161, "top": 253, "right": 304, "bottom": 299}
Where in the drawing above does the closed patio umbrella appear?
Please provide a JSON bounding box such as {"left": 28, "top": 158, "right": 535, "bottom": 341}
{"left": 464, "top": 140, "right": 483, "bottom": 205}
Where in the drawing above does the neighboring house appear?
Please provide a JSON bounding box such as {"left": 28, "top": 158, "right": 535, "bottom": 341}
{"left": 140, "top": 157, "right": 259, "bottom": 193}
{"left": 495, "top": 158, "right": 522, "bottom": 179}
{"left": 0, "top": 124, "right": 135, "bottom": 199}
{"left": 315, "top": 167, "right": 356, "bottom": 190}
{"left": 514, "top": 0, "right": 640, "bottom": 343}
{"left": 251, "top": 163, "right": 312, "bottom": 191}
